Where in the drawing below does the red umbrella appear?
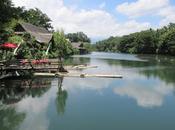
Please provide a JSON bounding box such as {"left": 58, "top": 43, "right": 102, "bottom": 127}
{"left": 0, "top": 42, "right": 18, "bottom": 49}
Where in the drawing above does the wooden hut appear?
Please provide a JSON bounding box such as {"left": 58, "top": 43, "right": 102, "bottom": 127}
{"left": 71, "top": 42, "right": 87, "bottom": 54}
{"left": 15, "top": 22, "right": 53, "bottom": 44}
{"left": 14, "top": 22, "right": 53, "bottom": 56}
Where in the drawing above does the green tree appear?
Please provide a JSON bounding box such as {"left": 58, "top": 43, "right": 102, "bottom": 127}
{"left": 21, "top": 8, "right": 53, "bottom": 30}
{"left": 132, "top": 30, "right": 157, "bottom": 54}
{"left": 52, "top": 30, "right": 73, "bottom": 71}
{"left": 117, "top": 35, "right": 135, "bottom": 53}
{"left": 66, "top": 32, "right": 91, "bottom": 43}
{"left": 95, "top": 23, "right": 175, "bottom": 56}
{"left": 0, "top": 0, "right": 13, "bottom": 29}
{"left": 158, "top": 28, "right": 175, "bottom": 55}
{"left": 96, "top": 36, "right": 121, "bottom": 52}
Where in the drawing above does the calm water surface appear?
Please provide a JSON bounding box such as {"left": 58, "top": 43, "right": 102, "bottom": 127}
{"left": 1, "top": 52, "right": 175, "bottom": 130}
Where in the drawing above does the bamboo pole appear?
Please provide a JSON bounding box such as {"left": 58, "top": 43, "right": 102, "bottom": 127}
{"left": 72, "top": 65, "right": 98, "bottom": 69}
{"left": 34, "top": 72, "right": 123, "bottom": 78}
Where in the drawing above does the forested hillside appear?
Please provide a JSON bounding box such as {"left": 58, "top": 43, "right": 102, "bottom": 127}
{"left": 95, "top": 23, "right": 175, "bottom": 55}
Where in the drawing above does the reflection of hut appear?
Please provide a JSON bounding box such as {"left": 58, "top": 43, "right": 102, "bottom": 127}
{"left": 71, "top": 42, "right": 87, "bottom": 54}
{"left": 15, "top": 22, "right": 53, "bottom": 44}
{"left": 0, "top": 78, "right": 51, "bottom": 105}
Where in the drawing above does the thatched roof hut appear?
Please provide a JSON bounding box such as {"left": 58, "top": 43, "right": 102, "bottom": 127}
{"left": 71, "top": 42, "right": 84, "bottom": 49}
{"left": 15, "top": 22, "right": 53, "bottom": 44}
{"left": 71, "top": 42, "right": 87, "bottom": 54}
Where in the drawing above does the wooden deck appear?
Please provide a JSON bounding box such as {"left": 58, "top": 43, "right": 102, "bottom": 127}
{"left": 0, "top": 59, "right": 61, "bottom": 71}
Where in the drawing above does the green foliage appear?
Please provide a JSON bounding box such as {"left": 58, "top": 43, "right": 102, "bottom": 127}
{"left": 8, "top": 35, "right": 23, "bottom": 44}
{"left": 66, "top": 32, "right": 91, "bottom": 43}
{"left": 0, "top": 0, "right": 53, "bottom": 35}
{"left": 51, "top": 30, "right": 73, "bottom": 59}
{"left": 158, "top": 28, "right": 175, "bottom": 55}
{"left": 83, "top": 42, "right": 95, "bottom": 53}
{"left": 0, "top": 0, "right": 54, "bottom": 60}
{"left": 0, "top": 0, "right": 14, "bottom": 29}
{"left": 96, "top": 36, "right": 121, "bottom": 52}
{"left": 21, "top": 8, "right": 53, "bottom": 31}
{"left": 95, "top": 23, "right": 175, "bottom": 56}
{"left": 16, "top": 33, "right": 46, "bottom": 59}
{"left": 0, "top": 19, "right": 22, "bottom": 43}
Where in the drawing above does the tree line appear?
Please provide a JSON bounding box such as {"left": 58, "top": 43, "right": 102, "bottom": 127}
{"left": 95, "top": 23, "right": 175, "bottom": 56}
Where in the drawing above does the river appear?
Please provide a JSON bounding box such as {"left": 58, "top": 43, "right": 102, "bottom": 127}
{"left": 0, "top": 52, "right": 175, "bottom": 130}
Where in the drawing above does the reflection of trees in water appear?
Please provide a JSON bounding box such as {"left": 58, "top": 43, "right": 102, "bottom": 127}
{"left": 56, "top": 77, "right": 68, "bottom": 115}
{"left": 105, "top": 54, "right": 175, "bottom": 68}
{"left": 64, "top": 57, "right": 90, "bottom": 65}
{"left": 136, "top": 54, "right": 175, "bottom": 66}
{"left": 0, "top": 77, "right": 52, "bottom": 129}
{"left": 105, "top": 59, "right": 151, "bottom": 68}
{"left": 0, "top": 78, "right": 52, "bottom": 105}
{"left": 104, "top": 57, "right": 175, "bottom": 85}
{"left": 0, "top": 105, "right": 25, "bottom": 130}
{"left": 0, "top": 86, "right": 25, "bottom": 105}
{"left": 140, "top": 67, "right": 175, "bottom": 85}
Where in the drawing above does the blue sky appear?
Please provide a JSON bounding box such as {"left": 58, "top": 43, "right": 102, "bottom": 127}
{"left": 64, "top": 0, "right": 174, "bottom": 26}
{"left": 12, "top": 0, "right": 175, "bottom": 41}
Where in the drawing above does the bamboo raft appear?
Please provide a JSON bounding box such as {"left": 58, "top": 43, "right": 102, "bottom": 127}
{"left": 0, "top": 60, "right": 123, "bottom": 79}
{"left": 34, "top": 72, "right": 123, "bottom": 78}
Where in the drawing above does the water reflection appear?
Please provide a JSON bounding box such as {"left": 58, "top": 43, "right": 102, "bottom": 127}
{"left": 96, "top": 55, "right": 175, "bottom": 85}
{"left": 0, "top": 77, "right": 53, "bottom": 130}
{"left": 0, "top": 52, "right": 175, "bottom": 130}
{"left": 56, "top": 77, "right": 68, "bottom": 115}
{"left": 140, "top": 67, "right": 175, "bottom": 85}
{"left": 0, "top": 78, "right": 51, "bottom": 105}
{"left": 68, "top": 53, "right": 175, "bottom": 109}
{"left": 65, "top": 57, "right": 90, "bottom": 65}
{"left": 0, "top": 106, "right": 25, "bottom": 130}
{"left": 114, "top": 83, "right": 174, "bottom": 108}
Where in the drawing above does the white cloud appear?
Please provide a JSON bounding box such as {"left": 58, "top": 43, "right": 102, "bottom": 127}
{"left": 15, "top": 80, "right": 58, "bottom": 130}
{"left": 114, "top": 83, "right": 173, "bottom": 108}
{"left": 63, "top": 78, "right": 111, "bottom": 93}
{"left": 12, "top": 0, "right": 151, "bottom": 39}
{"left": 116, "top": 0, "right": 175, "bottom": 27}
{"left": 16, "top": 94, "right": 50, "bottom": 130}
{"left": 116, "top": 0, "right": 169, "bottom": 17}
{"left": 158, "top": 6, "right": 175, "bottom": 26}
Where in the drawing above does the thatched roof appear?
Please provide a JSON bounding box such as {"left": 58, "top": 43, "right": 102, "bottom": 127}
{"left": 71, "top": 42, "right": 86, "bottom": 50}
{"left": 15, "top": 23, "right": 53, "bottom": 43}
{"left": 71, "top": 42, "right": 82, "bottom": 49}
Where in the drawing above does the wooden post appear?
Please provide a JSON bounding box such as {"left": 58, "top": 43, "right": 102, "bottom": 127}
{"left": 45, "top": 42, "right": 52, "bottom": 56}
{"left": 13, "top": 40, "right": 24, "bottom": 55}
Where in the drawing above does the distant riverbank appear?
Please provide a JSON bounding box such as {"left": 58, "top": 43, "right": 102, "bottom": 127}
{"left": 95, "top": 23, "right": 175, "bottom": 56}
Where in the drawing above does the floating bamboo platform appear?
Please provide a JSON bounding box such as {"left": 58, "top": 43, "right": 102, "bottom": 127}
{"left": 34, "top": 72, "right": 123, "bottom": 78}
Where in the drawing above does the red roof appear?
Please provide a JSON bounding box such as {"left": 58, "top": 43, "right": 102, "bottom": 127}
{"left": 0, "top": 42, "right": 18, "bottom": 49}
